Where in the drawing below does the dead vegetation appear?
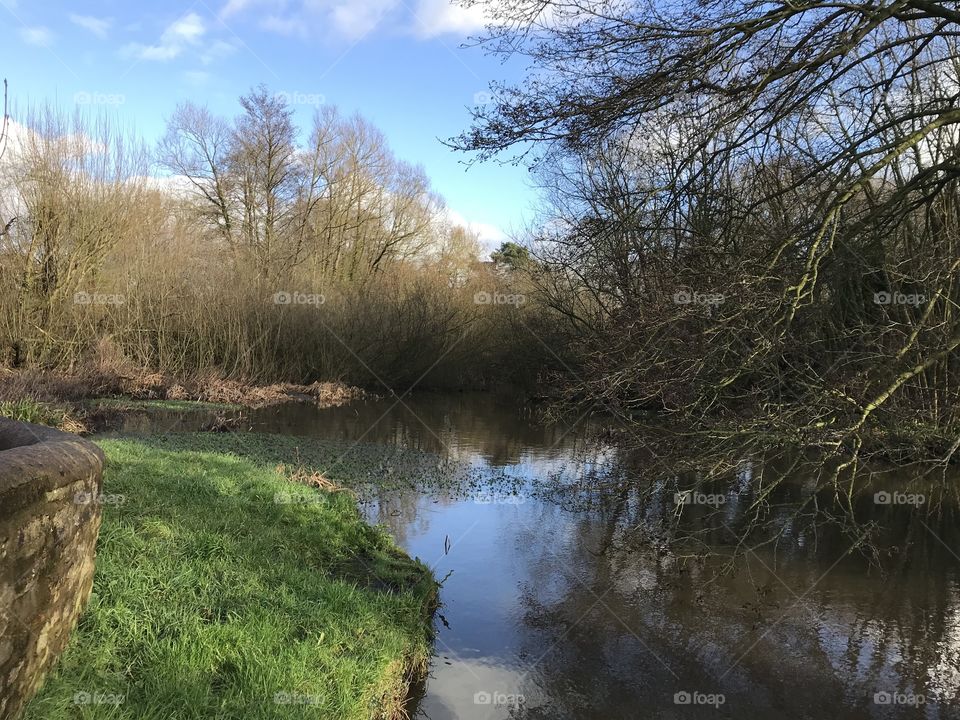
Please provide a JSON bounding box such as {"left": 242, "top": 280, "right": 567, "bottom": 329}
{"left": 0, "top": 89, "right": 545, "bottom": 394}
{"left": 275, "top": 462, "right": 356, "bottom": 498}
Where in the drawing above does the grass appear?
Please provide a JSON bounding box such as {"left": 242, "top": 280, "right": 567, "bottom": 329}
{"left": 23, "top": 434, "right": 436, "bottom": 720}
{"left": 0, "top": 398, "right": 69, "bottom": 426}
{"left": 0, "top": 397, "right": 89, "bottom": 433}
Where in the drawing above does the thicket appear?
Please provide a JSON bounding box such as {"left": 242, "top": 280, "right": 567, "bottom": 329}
{"left": 0, "top": 87, "right": 548, "bottom": 391}
{"left": 457, "top": 0, "right": 960, "bottom": 467}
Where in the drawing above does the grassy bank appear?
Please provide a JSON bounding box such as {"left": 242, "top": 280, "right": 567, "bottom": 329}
{"left": 0, "top": 399, "right": 71, "bottom": 427}
{"left": 23, "top": 434, "right": 436, "bottom": 720}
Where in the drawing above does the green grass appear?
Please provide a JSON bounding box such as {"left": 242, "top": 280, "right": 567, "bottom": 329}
{"left": 24, "top": 434, "right": 436, "bottom": 720}
{"left": 0, "top": 398, "right": 69, "bottom": 427}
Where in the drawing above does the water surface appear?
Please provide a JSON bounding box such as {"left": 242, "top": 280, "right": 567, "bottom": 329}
{"left": 125, "top": 393, "right": 960, "bottom": 719}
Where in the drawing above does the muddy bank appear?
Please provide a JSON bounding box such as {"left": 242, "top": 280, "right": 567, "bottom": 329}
{"left": 0, "top": 368, "right": 376, "bottom": 436}
{"left": 1, "top": 367, "right": 374, "bottom": 407}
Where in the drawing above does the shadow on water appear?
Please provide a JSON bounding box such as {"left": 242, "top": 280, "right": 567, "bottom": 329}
{"left": 118, "top": 392, "right": 960, "bottom": 719}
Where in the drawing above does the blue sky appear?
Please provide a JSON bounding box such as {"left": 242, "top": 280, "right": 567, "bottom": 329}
{"left": 0, "top": 0, "right": 536, "bottom": 250}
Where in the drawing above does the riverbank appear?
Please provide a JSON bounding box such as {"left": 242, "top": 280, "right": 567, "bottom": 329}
{"left": 0, "top": 367, "right": 372, "bottom": 410}
{"left": 0, "top": 367, "right": 375, "bottom": 437}
{"left": 11, "top": 391, "right": 959, "bottom": 718}
{"left": 21, "top": 433, "right": 437, "bottom": 720}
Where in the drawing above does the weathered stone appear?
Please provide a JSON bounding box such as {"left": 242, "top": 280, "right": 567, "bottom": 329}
{"left": 0, "top": 419, "right": 103, "bottom": 720}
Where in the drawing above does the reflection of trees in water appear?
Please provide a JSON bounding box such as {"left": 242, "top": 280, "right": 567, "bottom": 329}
{"left": 253, "top": 392, "right": 600, "bottom": 464}
{"left": 589, "top": 450, "right": 960, "bottom": 573}
{"left": 620, "top": 442, "right": 960, "bottom": 566}
{"left": 256, "top": 395, "right": 960, "bottom": 716}
{"left": 502, "top": 489, "right": 960, "bottom": 719}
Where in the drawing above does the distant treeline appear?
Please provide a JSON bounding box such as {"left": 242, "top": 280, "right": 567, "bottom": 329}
{"left": 0, "top": 86, "right": 560, "bottom": 390}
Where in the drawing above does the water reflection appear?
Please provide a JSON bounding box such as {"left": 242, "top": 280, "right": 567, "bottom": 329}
{"left": 342, "top": 396, "right": 959, "bottom": 719}
{"left": 246, "top": 393, "right": 601, "bottom": 466}
{"left": 386, "top": 491, "right": 960, "bottom": 719}
{"left": 120, "top": 392, "right": 960, "bottom": 718}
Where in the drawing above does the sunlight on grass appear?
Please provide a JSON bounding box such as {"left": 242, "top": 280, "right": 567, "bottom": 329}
{"left": 23, "top": 435, "right": 436, "bottom": 720}
{"left": 0, "top": 399, "right": 67, "bottom": 427}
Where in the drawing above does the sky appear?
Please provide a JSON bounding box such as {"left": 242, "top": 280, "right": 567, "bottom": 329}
{"left": 0, "top": 0, "right": 537, "bottom": 252}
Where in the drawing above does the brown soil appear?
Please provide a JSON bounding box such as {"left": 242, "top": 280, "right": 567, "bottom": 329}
{"left": 0, "top": 367, "right": 375, "bottom": 410}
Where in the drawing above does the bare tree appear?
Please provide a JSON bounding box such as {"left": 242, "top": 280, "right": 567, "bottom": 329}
{"left": 458, "top": 0, "right": 960, "bottom": 442}
{"left": 159, "top": 86, "right": 305, "bottom": 280}
{"left": 158, "top": 102, "right": 236, "bottom": 245}
{"left": 231, "top": 85, "right": 303, "bottom": 279}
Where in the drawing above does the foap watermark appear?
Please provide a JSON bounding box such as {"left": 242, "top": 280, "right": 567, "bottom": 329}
{"left": 874, "top": 491, "right": 925, "bottom": 506}
{"left": 473, "top": 691, "right": 524, "bottom": 708}
{"left": 273, "top": 691, "right": 321, "bottom": 706}
{"left": 673, "top": 288, "right": 725, "bottom": 306}
{"left": 675, "top": 490, "right": 726, "bottom": 507}
{"left": 474, "top": 290, "right": 526, "bottom": 306}
{"left": 674, "top": 691, "right": 726, "bottom": 708}
{"left": 74, "top": 492, "right": 126, "bottom": 506}
{"left": 274, "top": 491, "right": 324, "bottom": 505}
{"left": 874, "top": 291, "right": 925, "bottom": 306}
{"left": 473, "top": 90, "right": 494, "bottom": 105}
{"left": 275, "top": 90, "right": 326, "bottom": 107}
{"left": 73, "top": 691, "right": 124, "bottom": 706}
{"left": 873, "top": 691, "right": 926, "bottom": 706}
{"left": 273, "top": 291, "right": 325, "bottom": 307}
{"left": 74, "top": 291, "right": 125, "bottom": 306}
{"left": 474, "top": 492, "right": 525, "bottom": 505}
{"left": 74, "top": 91, "right": 125, "bottom": 106}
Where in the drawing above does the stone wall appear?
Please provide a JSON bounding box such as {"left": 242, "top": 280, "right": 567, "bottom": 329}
{"left": 0, "top": 419, "right": 104, "bottom": 720}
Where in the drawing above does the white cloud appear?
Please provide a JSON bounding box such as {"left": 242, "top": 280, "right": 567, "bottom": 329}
{"left": 69, "top": 14, "right": 112, "bottom": 38}
{"left": 220, "top": 0, "right": 256, "bottom": 18}
{"left": 130, "top": 44, "right": 180, "bottom": 62}
{"left": 20, "top": 26, "right": 54, "bottom": 47}
{"left": 124, "top": 12, "right": 206, "bottom": 61}
{"left": 261, "top": 14, "right": 303, "bottom": 36}
{"left": 253, "top": 0, "right": 397, "bottom": 41}
{"left": 0, "top": 119, "right": 34, "bottom": 165}
{"left": 138, "top": 173, "right": 199, "bottom": 199}
{"left": 410, "top": 0, "right": 490, "bottom": 37}
{"left": 218, "top": 0, "right": 492, "bottom": 41}
{"left": 167, "top": 13, "right": 206, "bottom": 43}
{"left": 330, "top": 0, "right": 397, "bottom": 40}
{"left": 0, "top": 119, "right": 112, "bottom": 173}
{"left": 200, "top": 39, "right": 238, "bottom": 65}
{"left": 447, "top": 208, "right": 508, "bottom": 257}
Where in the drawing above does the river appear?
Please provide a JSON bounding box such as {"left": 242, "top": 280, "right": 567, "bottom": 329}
{"left": 116, "top": 392, "right": 960, "bottom": 719}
